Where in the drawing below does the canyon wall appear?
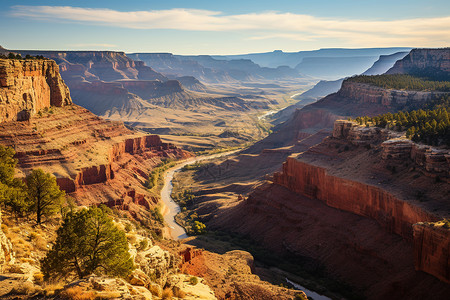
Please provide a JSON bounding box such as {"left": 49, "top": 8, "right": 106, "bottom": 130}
{"left": 0, "top": 59, "right": 72, "bottom": 122}
{"left": 387, "top": 48, "right": 450, "bottom": 78}
{"left": 17, "top": 50, "right": 167, "bottom": 82}
{"left": 413, "top": 222, "right": 450, "bottom": 284}
{"left": 56, "top": 135, "right": 178, "bottom": 193}
{"left": 273, "top": 157, "right": 438, "bottom": 239}
{"left": 337, "top": 80, "right": 446, "bottom": 110}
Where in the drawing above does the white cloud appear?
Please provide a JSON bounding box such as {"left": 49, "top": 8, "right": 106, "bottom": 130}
{"left": 10, "top": 5, "right": 450, "bottom": 47}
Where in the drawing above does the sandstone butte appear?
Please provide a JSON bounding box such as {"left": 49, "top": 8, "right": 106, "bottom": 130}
{"left": 0, "top": 57, "right": 192, "bottom": 228}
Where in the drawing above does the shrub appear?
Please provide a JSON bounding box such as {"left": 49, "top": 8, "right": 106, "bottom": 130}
{"left": 60, "top": 286, "right": 96, "bottom": 300}
{"left": 189, "top": 276, "right": 198, "bottom": 285}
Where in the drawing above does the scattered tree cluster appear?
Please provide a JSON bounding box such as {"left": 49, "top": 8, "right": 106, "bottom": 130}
{"left": 144, "top": 159, "right": 174, "bottom": 190}
{"left": 0, "top": 53, "right": 46, "bottom": 60}
{"left": 347, "top": 74, "right": 450, "bottom": 92}
{"left": 352, "top": 95, "right": 450, "bottom": 146}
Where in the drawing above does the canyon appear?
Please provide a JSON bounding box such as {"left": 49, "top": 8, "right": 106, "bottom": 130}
{"left": 172, "top": 48, "right": 450, "bottom": 299}
{"left": 0, "top": 55, "right": 306, "bottom": 300}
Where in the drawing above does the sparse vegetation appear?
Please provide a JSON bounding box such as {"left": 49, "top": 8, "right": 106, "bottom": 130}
{"left": 144, "top": 159, "right": 175, "bottom": 190}
{"left": 347, "top": 74, "right": 450, "bottom": 92}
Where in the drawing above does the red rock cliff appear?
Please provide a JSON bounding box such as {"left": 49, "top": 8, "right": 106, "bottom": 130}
{"left": 413, "top": 222, "right": 450, "bottom": 284}
{"left": 0, "top": 59, "right": 72, "bottom": 122}
{"left": 273, "top": 157, "right": 438, "bottom": 239}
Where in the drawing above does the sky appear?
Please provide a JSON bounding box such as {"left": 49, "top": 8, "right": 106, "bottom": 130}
{"left": 1, "top": 0, "right": 449, "bottom": 55}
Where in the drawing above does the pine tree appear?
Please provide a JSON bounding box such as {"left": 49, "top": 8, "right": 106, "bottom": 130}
{"left": 26, "top": 169, "right": 65, "bottom": 224}
{"left": 41, "top": 206, "right": 134, "bottom": 280}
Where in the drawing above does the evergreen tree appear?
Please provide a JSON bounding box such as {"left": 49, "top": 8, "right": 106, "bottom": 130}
{"left": 26, "top": 169, "right": 65, "bottom": 224}
{"left": 0, "top": 146, "right": 29, "bottom": 217}
{"left": 41, "top": 206, "right": 134, "bottom": 280}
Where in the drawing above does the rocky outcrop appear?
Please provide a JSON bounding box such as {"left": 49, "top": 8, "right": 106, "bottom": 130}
{"left": 0, "top": 59, "right": 72, "bottom": 122}
{"left": 134, "top": 245, "right": 178, "bottom": 287}
{"left": 387, "top": 48, "right": 450, "bottom": 79}
{"left": 333, "top": 120, "right": 450, "bottom": 180}
{"left": 413, "top": 222, "right": 450, "bottom": 284}
{"left": 273, "top": 157, "right": 438, "bottom": 239}
{"left": 337, "top": 80, "right": 446, "bottom": 110}
{"left": 180, "top": 248, "right": 300, "bottom": 300}
{"left": 0, "top": 209, "right": 14, "bottom": 271}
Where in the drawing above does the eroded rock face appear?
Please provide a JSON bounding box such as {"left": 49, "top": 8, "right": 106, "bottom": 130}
{"left": 337, "top": 81, "right": 446, "bottom": 109}
{"left": 413, "top": 222, "right": 450, "bottom": 284}
{"left": 134, "top": 245, "right": 178, "bottom": 287}
{"left": 0, "top": 209, "right": 14, "bottom": 271}
{"left": 17, "top": 51, "right": 167, "bottom": 82}
{"left": 333, "top": 120, "right": 450, "bottom": 181}
{"left": 387, "top": 48, "right": 450, "bottom": 78}
{"left": 273, "top": 157, "right": 438, "bottom": 239}
{"left": 0, "top": 59, "right": 72, "bottom": 122}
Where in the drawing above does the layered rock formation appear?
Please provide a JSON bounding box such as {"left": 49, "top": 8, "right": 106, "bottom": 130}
{"left": 0, "top": 58, "right": 71, "bottom": 122}
{"left": 338, "top": 80, "right": 447, "bottom": 109}
{"left": 387, "top": 48, "right": 450, "bottom": 79}
{"left": 273, "top": 157, "right": 438, "bottom": 239}
{"left": 207, "top": 117, "right": 450, "bottom": 298}
{"left": 16, "top": 50, "right": 167, "bottom": 82}
{"left": 333, "top": 120, "right": 450, "bottom": 181}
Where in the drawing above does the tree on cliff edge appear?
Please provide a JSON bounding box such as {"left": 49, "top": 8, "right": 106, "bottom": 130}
{"left": 41, "top": 206, "right": 134, "bottom": 280}
{"left": 26, "top": 169, "right": 65, "bottom": 224}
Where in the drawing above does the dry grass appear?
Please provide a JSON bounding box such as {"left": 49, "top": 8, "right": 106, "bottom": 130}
{"left": 96, "top": 291, "right": 122, "bottom": 299}
{"left": 173, "top": 286, "right": 186, "bottom": 298}
{"left": 162, "top": 287, "right": 173, "bottom": 299}
{"left": 60, "top": 286, "right": 97, "bottom": 300}
{"left": 42, "top": 281, "right": 64, "bottom": 296}
{"left": 149, "top": 284, "right": 162, "bottom": 297}
{"left": 9, "top": 281, "right": 40, "bottom": 295}
{"left": 33, "top": 272, "right": 44, "bottom": 284}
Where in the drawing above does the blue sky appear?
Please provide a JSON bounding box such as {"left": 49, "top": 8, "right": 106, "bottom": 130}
{"left": 1, "top": 0, "right": 449, "bottom": 54}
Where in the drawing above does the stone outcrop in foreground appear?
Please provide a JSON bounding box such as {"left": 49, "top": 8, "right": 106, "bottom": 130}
{"left": 0, "top": 59, "right": 72, "bottom": 122}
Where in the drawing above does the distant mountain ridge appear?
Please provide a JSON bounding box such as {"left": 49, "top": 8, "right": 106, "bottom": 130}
{"left": 217, "top": 47, "right": 412, "bottom": 68}
{"left": 363, "top": 52, "right": 409, "bottom": 75}
{"left": 128, "top": 52, "right": 304, "bottom": 83}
